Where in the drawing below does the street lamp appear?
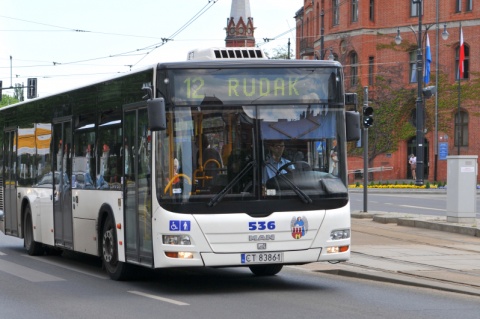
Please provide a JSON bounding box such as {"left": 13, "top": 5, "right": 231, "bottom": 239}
{"left": 395, "top": 0, "right": 448, "bottom": 186}
{"left": 411, "top": 0, "right": 426, "bottom": 186}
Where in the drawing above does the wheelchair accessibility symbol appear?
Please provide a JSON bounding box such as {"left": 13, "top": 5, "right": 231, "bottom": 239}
{"left": 169, "top": 220, "right": 191, "bottom": 231}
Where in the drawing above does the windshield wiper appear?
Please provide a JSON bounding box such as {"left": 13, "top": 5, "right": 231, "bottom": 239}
{"left": 208, "top": 161, "right": 256, "bottom": 207}
{"left": 264, "top": 162, "right": 312, "bottom": 204}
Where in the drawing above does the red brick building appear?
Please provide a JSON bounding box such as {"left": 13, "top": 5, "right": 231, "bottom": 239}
{"left": 295, "top": 0, "right": 480, "bottom": 183}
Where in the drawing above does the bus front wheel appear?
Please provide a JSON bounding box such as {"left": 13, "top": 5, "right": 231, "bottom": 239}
{"left": 101, "top": 214, "right": 130, "bottom": 280}
{"left": 249, "top": 264, "right": 283, "bottom": 276}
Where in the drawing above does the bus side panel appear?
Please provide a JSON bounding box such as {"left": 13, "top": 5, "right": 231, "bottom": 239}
{"left": 18, "top": 187, "right": 54, "bottom": 246}
{"left": 72, "top": 189, "right": 124, "bottom": 259}
{"left": 35, "top": 187, "right": 55, "bottom": 246}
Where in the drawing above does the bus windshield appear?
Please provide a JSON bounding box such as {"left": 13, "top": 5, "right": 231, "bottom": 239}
{"left": 155, "top": 103, "right": 348, "bottom": 211}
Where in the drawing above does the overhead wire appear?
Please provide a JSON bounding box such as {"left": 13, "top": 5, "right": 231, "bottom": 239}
{"left": 0, "top": 0, "right": 223, "bottom": 74}
{"left": 130, "top": 0, "right": 221, "bottom": 66}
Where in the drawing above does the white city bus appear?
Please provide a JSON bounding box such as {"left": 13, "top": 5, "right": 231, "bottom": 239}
{"left": 0, "top": 48, "right": 360, "bottom": 280}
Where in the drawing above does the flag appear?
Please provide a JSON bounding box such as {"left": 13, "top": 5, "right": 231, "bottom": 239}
{"left": 423, "top": 34, "right": 431, "bottom": 84}
{"left": 459, "top": 26, "right": 465, "bottom": 79}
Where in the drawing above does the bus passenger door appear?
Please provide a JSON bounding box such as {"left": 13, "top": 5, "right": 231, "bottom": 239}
{"left": 52, "top": 119, "right": 73, "bottom": 249}
{"left": 4, "top": 129, "right": 19, "bottom": 236}
{"left": 123, "top": 103, "right": 153, "bottom": 266}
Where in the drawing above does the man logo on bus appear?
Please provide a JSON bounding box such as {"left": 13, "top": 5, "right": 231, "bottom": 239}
{"left": 291, "top": 216, "right": 308, "bottom": 239}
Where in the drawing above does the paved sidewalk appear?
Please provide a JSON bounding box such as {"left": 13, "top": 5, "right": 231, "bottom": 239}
{"left": 299, "top": 212, "right": 480, "bottom": 296}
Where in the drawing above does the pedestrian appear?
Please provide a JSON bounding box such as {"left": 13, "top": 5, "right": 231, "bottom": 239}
{"left": 408, "top": 154, "right": 417, "bottom": 180}
{"left": 329, "top": 139, "right": 338, "bottom": 175}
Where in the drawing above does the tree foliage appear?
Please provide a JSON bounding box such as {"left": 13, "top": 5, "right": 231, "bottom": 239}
{"left": 348, "top": 64, "right": 416, "bottom": 164}
{"left": 348, "top": 64, "right": 480, "bottom": 166}
{"left": 264, "top": 45, "right": 295, "bottom": 60}
{"left": 0, "top": 94, "right": 20, "bottom": 108}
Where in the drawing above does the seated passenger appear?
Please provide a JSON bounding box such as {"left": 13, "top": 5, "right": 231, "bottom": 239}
{"left": 197, "top": 135, "right": 223, "bottom": 187}
{"left": 198, "top": 135, "right": 223, "bottom": 168}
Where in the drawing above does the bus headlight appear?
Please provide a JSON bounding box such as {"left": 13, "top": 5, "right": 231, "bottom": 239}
{"left": 163, "top": 235, "right": 191, "bottom": 245}
{"left": 330, "top": 229, "right": 350, "bottom": 240}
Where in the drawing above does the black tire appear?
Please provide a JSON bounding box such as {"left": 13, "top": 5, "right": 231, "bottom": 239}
{"left": 249, "top": 264, "right": 283, "bottom": 276}
{"left": 24, "top": 206, "right": 44, "bottom": 256}
{"left": 101, "top": 214, "right": 130, "bottom": 280}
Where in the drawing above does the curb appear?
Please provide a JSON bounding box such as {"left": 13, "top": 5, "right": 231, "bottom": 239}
{"left": 315, "top": 268, "right": 480, "bottom": 297}
{"left": 351, "top": 212, "right": 480, "bottom": 238}
{"left": 396, "top": 218, "right": 480, "bottom": 237}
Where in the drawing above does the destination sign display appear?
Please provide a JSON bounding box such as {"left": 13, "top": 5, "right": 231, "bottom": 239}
{"left": 170, "top": 68, "right": 341, "bottom": 105}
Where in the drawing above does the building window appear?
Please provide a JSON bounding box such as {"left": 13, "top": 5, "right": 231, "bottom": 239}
{"left": 333, "top": 0, "right": 339, "bottom": 25}
{"left": 409, "top": 51, "right": 417, "bottom": 83}
{"left": 350, "top": 52, "right": 358, "bottom": 86}
{"left": 467, "top": 0, "right": 473, "bottom": 11}
{"left": 369, "top": 0, "right": 375, "bottom": 21}
{"left": 454, "top": 0, "right": 473, "bottom": 12}
{"left": 351, "top": 0, "right": 359, "bottom": 22}
{"left": 368, "top": 56, "right": 374, "bottom": 85}
{"left": 454, "top": 110, "right": 468, "bottom": 147}
{"left": 456, "top": 0, "right": 462, "bottom": 12}
{"left": 455, "top": 44, "right": 469, "bottom": 80}
{"left": 411, "top": 0, "right": 423, "bottom": 17}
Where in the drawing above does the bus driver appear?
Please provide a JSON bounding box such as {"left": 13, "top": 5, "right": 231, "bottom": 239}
{"left": 263, "top": 140, "right": 294, "bottom": 183}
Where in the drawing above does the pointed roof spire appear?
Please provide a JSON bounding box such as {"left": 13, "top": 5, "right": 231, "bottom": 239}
{"left": 230, "top": 0, "right": 251, "bottom": 24}
{"left": 226, "top": 0, "right": 255, "bottom": 47}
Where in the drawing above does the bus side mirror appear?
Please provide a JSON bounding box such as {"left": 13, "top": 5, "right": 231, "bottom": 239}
{"left": 345, "top": 111, "right": 361, "bottom": 142}
{"left": 147, "top": 98, "right": 166, "bottom": 131}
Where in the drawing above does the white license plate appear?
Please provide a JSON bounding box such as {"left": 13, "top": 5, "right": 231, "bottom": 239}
{"left": 241, "top": 252, "right": 283, "bottom": 264}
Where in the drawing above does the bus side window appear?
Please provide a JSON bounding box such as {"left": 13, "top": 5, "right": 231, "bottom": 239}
{"left": 73, "top": 115, "right": 97, "bottom": 187}
{"left": 97, "top": 118, "right": 122, "bottom": 190}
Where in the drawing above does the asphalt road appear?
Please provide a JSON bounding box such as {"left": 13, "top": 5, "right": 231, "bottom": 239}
{"left": 1, "top": 232, "right": 480, "bottom": 319}
{"left": 350, "top": 192, "right": 480, "bottom": 218}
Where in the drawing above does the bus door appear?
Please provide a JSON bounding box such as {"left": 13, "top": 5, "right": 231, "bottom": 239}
{"left": 123, "top": 103, "right": 153, "bottom": 266}
{"left": 4, "top": 129, "right": 19, "bottom": 236}
{"left": 52, "top": 119, "right": 73, "bottom": 249}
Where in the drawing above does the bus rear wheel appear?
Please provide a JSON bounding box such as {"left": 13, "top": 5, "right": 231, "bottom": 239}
{"left": 101, "top": 214, "right": 130, "bottom": 280}
{"left": 24, "top": 206, "right": 44, "bottom": 256}
{"left": 249, "top": 264, "right": 283, "bottom": 276}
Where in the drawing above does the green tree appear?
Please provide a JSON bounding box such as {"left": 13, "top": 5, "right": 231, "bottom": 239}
{"left": 348, "top": 64, "right": 416, "bottom": 166}
{"left": 0, "top": 94, "right": 20, "bottom": 108}
{"left": 264, "top": 45, "right": 295, "bottom": 60}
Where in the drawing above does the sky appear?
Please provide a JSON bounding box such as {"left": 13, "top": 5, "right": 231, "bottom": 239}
{"left": 1, "top": 0, "right": 302, "bottom": 98}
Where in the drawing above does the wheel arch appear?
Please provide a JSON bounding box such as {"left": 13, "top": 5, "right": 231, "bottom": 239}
{"left": 20, "top": 197, "right": 33, "bottom": 239}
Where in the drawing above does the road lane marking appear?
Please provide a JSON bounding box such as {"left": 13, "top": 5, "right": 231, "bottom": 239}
{"left": 400, "top": 205, "right": 445, "bottom": 211}
{"left": 128, "top": 290, "right": 189, "bottom": 306}
{"left": 0, "top": 251, "right": 6, "bottom": 256}
{"left": 0, "top": 259, "right": 64, "bottom": 282}
{"left": 24, "top": 255, "right": 108, "bottom": 279}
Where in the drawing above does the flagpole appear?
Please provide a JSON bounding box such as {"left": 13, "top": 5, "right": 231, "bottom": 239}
{"left": 457, "top": 22, "right": 463, "bottom": 155}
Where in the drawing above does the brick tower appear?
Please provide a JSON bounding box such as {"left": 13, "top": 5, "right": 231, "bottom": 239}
{"left": 225, "top": 0, "right": 255, "bottom": 47}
